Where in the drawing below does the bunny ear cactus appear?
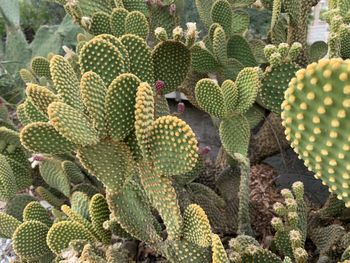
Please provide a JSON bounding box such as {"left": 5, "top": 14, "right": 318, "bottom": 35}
{"left": 195, "top": 67, "right": 260, "bottom": 157}
{"left": 259, "top": 42, "right": 302, "bottom": 113}
{"left": 282, "top": 58, "right": 350, "bottom": 207}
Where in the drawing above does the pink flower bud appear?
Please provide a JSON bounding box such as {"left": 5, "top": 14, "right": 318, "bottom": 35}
{"left": 177, "top": 102, "right": 185, "bottom": 114}
{"left": 155, "top": 80, "right": 165, "bottom": 94}
{"left": 200, "top": 146, "right": 211, "bottom": 155}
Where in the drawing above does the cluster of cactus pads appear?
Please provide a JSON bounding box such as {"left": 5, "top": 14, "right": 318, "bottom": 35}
{"left": 2, "top": 0, "right": 350, "bottom": 262}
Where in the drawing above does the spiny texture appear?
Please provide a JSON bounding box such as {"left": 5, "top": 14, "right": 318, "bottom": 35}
{"left": 149, "top": 116, "right": 199, "bottom": 176}
{"left": 125, "top": 11, "right": 149, "bottom": 39}
{"left": 20, "top": 122, "right": 77, "bottom": 154}
{"left": 48, "top": 101, "right": 99, "bottom": 146}
{"left": 26, "top": 84, "right": 60, "bottom": 116}
{"left": 183, "top": 204, "right": 211, "bottom": 247}
{"left": 120, "top": 34, "right": 154, "bottom": 84}
{"left": 140, "top": 164, "right": 182, "bottom": 240}
{"left": 0, "top": 154, "right": 17, "bottom": 201}
{"left": 70, "top": 191, "right": 90, "bottom": 219}
{"left": 23, "top": 201, "right": 52, "bottom": 227}
{"left": 89, "top": 194, "right": 112, "bottom": 244}
{"left": 79, "top": 37, "right": 127, "bottom": 86}
{"left": 31, "top": 56, "right": 51, "bottom": 80}
{"left": 47, "top": 221, "right": 95, "bottom": 255}
{"left": 211, "top": 0, "right": 232, "bottom": 36}
{"left": 0, "top": 212, "right": 21, "bottom": 239}
{"left": 105, "top": 73, "right": 141, "bottom": 141}
{"left": 77, "top": 141, "right": 134, "bottom": 193}
{"left": 212, "top": 234, "right": 229, "bottom": 263}
{"left": 5, "top": 195, "right": 36, "bottom": 221}
{"left": 152, "top": 40, "right": 191, "bottom": 94}
{"left": 39, "top": 159, "right": 71, "bottom": 197}
{"left": 50, "top": 55, "right": 83, "bottom": 110}
{"left": 134, "top": 82, "right": 155, "bottom": 157}
{"left": 80, "top": 71, "right": 108, "bottom": 138}
{"left": 12, "top": 220, "right": 50, "bottom": 260}
{"left": 282, "top": 58, "right": 350, "bottom": 207}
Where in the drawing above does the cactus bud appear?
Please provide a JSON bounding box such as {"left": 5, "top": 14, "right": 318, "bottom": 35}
{"left": 155, "top": 27, "right": 168, "bottom": 41}
{"left": 200, "top": 146, "right": 211, "bottom": 155}
{"left": 172, "top": 26, "right": 183, "bottom": 41}
{"left": 169, "top": 3, "right": 176, "bottom": 16}
{"left": 177, "top": 102, "right": 185, "bottom": 114}
{"left": 155, "top": 80, "right": 165, "bottom": 94}
{"left": 28, "top": 154, "right": 46, "bottom": 168}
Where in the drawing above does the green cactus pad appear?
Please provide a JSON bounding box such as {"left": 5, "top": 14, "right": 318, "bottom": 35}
{"left": 139, "top": 164, "right": 182, "bottom": 240}
{"left": 164, "top": 240, "right": 212, "bottom": 263}
{"left": 48, "top": 102, "right": 99, "bottom": 146}
{"left": 70, "top": 191, "right": 90, "bottom": 219}
{"left": 0, "top": 212, "right": 21, "bottom": 239}
{"left": 20, "top": 122, "right": 77, "bottom": 154}
{"left": 39, "top": 159, "right": 71, "bottom": 197}
{"left": 23, "top": 201, "right": 52, "bottom": 227}
{"left": 183, "top": 204, "right": 211, "bottom": 247}
{"left": 152, "top": 40, "right": 191, "bottom": 94}
{"left": 220, "top": 116, "right": 250, "bottom": 157}
{"left": 35, "top": 186, "right": 65, "bottom": 208}
{"left": 17, "top": 103, "right": 31, "bottom": 126}
{"left": 20, "top": 69, "right": 37, "bottom": 84}
{"left": 221, "top": 79, "right": 238, "bottom": 113}
{"left": 96, "top": 34, "right": 130, "bottom": 68}
{"left": 260, "top": 63, "right": 300, "bottom": 113}
{"left": 195, "top": 79, "right": 227, "bottom": 118}
{"left": 62, "top": 161, "right": 85, "bottom": 184}
{"left": 77, "top": 141, "right": 134, "bottom": 193}
{"left": 282, "top": 59, "right": 350, "bottom": 207}
{"left": 227, "top": 35, "right": 257, "bottom": 67}
{"left": 234, "top": 67, "right": 260, "bottom": 114}
{"left": 110, "top": 8, "right": 128, "bottom": 37}
{"left": 31, "top": 56, "right": 51, "bottom": 80}
{"left": 211, "top": 0, "right": 232, "bottom": 36}
{"left": 125, "top": 11, "right": 149, "bottom": 39}
{"left": 134, "top": 82, "right": 155, "bottom": 157}
{"left": 23, "top": 99, "right": 48, "bottom": 123}
{"left": 191, "top": 44, "right": 219, "bottom": 73}
{"left": 0, "top": 154, "right": 17, "bottom": 201}
{"left": 13, "top": 220, "right": 50, "bottom": 260}
{"left": 155, "top": 94, "right": 170, "bottom": 118}
{"left": 106, "top": 181, "right": 162, "bottom": 243}
{"left": 120, "top": 34, "right": 154, "bottom": 84}
{"left": 47, "top": 221, "right": 95, "bottom": 255}
{"left": 80, "top": 71, "right": 108, "bottom": 138}
{"left": 74, "top": 183, "right": 100, "bottom": 198}
{"left": 5, "top": 195, "right": 37, "bottom": 221}
{"left": 89, "top": 194, "right": 112, "bottom": 244}
{"left": 232, "top": 10, "right": 250, "bottom": 34}
{"left": 212, "top": 234, "right": 229, "bottom": 263}
{"left": 341, "top": 32, "right": 350, "bottom": 59}
{"left": 195, "top": 0, "right": 214, "bottom": 28}
{"left": 26, "top": 84, "right": 60, "bottom": 116}
{"left": 105, "top": 73, "right": 141, "bottom": 141}
{"left": 213, "top": 26, "right": 227, "bottom": 65}
{"left": 149, "top": 115, "right": 199, "bottom": 176}
{"left": 90, "top": 12, "right": 112, "bottom": 35}
{"left": 50, "top": 55, "right": 83, "bottom": 110}
{"left": 5, "top": 157, "right": 32, "bottom": 191}
{"left": 61, "top": 204, "right": 99, "bottom": 240}
{"left": 79, "top": 37, "right": 127, "bottom": 86}
{"left": 122, "top": 0, "right": 148, "bottom": 15}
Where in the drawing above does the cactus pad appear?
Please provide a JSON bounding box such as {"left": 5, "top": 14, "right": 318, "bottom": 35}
{"left": 47, "top": 221, "right": 95, "bottom": 255}
{"left": 77, "top": 141, "right": 134, "bottom": 193}
{"left": 20, "top": 122, "right": 77, "bottom": 154}
{"left": 105, "top": 73, "right": 141, "bottom": 141}
{"left": 195, "top": 79, "right": 227, "bottom": 118}
{"left": 12, "top": 220, "right": 50, "bottom": 260}
{"left": 282, "top": 59, "right": 350, "bottom": 207}
{"left": 48, "top": 102, "right": 99, "bottom": 146}
{"left": 260, "top": 63, "right": 300, "bottom": 113}
{"left": 152, "top": 41, "right": 191, "bottom": 94}
{"left": 149, "top": 116, "right": 199, "bottom": 176}
{"left": 183, "top": 204, "right": 212, "bottom": 247}
{"left": 0, "top": 212, "right": 21, "bottom": 239}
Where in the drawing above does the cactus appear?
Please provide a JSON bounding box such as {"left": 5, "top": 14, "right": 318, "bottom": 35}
{"left": 0, "top": 212, "right": 21, "bottom": 239}
{"left": 23, "top": 201, "right": 53, "bottom": 227}
{"left": 282, "top": 58, "right": 350, "bottom": 207}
